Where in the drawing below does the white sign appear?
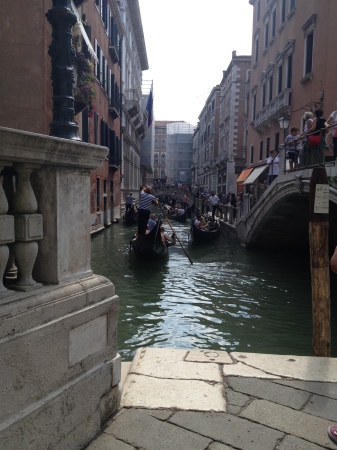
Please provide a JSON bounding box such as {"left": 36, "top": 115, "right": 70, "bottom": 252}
{"left": 314, "top": 184, "right": 329, "bottom": 214}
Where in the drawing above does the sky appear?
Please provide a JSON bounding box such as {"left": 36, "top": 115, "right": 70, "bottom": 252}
{"left": 138, "top": 0, "right": 253, "bottom": 126}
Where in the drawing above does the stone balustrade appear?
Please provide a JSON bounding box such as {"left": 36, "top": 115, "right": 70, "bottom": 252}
{"left": 0, "top": 126, "right": 121, "bottom": 450}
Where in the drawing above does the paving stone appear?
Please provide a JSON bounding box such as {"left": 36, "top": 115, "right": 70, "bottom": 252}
{"left": 275, "top": 379, "right": 337, "bottom": 399}
{"left": 277, "top": 435, "right": 327, "bottom": 449}
{"left": 104, "top": 408, "right": 212, "bottom": 450}
{"left": 231, "top": 353, "right": 337, "bottom": 382}
{"left": 130, "top": 347, "right": 223, "bottom": 382}
{"left": 186, "top": 349, "right": 233, "bottom": 364}
{"left": 85, "top": 432, "right": 135, "bottom": 449}
{"left": 227, "top": 377, "right": 310, "bottom": 409}
{"left": 209, "top": 442, "right": 235, "bottom": 450}
{"left": 222, "top": 361, "right": 280, "bottom": 378}
{"left": 169, "top": 411, "right": 284, "bottom": 450}
{"left": 226, "top": 388, "right": 250, "bottom": 408}
{"left": 121, "top": 374, "right": 226, "bottom": 411}
{"left": 240, "top": 399, "right": 336, "bottom": 449}
{"left": 303, "top": 394, "right": 337, "bottom": 421}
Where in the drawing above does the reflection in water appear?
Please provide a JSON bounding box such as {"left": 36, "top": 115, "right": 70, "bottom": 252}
{"left": 91, "top": 221, "right": 337, "bottom": 361}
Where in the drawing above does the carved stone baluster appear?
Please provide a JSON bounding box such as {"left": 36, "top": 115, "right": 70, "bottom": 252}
{"left": 11, "top": 164, "right": 43, "bottom": 291}
{"left": 0, "top": 165, "right": 15, "bottom": 296}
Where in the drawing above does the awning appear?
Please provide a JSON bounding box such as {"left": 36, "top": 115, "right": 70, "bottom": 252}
{"left": 243, "top": 165, "right": 269, "bottom": 185}
{"left": 236, "top": 168, "right": 253, "bottom": 184}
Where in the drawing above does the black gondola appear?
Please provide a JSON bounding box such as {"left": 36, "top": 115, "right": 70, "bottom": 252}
{"left": 130, "top": 219, "right": 170, "bottom": 259}
{"left": 167, "top": 211, "right": 186, "bottom": 222}
{"left": 124, "top": 206, "right": 138, "bottom": 225}
{"left": 190, "top": 219, "right": 221, "bottom": 243}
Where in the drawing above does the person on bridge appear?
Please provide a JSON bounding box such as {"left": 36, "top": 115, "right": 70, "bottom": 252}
{"left": 209, "top": 191, "right": 221, "bottom": 220}
{"left": 266, "top": 149, "right": 280, "bottom": 185}
{"left": 285, "top": 127, "right": 301, "bottom": 171}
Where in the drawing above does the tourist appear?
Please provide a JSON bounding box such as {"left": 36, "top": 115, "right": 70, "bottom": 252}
{"left": 147, "top": 214, "right": 157, "bottom": 232}
{"left": 285, "top": 127, "right": 301, "bottom": 171}
{"left": 125, "top": 192, "right": 134, "bottom": 212}
{"left": 266, "top": 149, "right": 280, "bottom": 185}
{"left": 310, "top": 109, "right": 327, "bottom": 164}
{"left": 137, "top": 187, "right": 158, "bottom": 236}
{"left": 160, "top": 226, "right": 176, "bottom": 247}
{"left": 300, "top": 111, "right": 315, "bottom": 167}
{"left": 183, "top": 193, "right": 189, "bottom": 210}
{"left": 171, "top": 192, "right": 177, "bottom": 207}
{"left": 208, "top": 191, "right": 221, "bottom": 220}
{"left": 194, "top": 214, "right": 203, "bottom": 229}
{"left": 325, "top": 104, "right": 337, "bottom": 160}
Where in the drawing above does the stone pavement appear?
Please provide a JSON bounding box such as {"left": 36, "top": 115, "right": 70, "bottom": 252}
{"left": 86, "top": 348, "right": 337, "bottom": 450}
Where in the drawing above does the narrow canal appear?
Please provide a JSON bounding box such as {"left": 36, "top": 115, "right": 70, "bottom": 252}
{"left": 91, "top": 219, "right": 337, "bottom": 361}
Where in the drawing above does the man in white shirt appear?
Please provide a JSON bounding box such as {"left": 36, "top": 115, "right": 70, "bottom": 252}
{"left": 266, "top": 150, "right": 280, "bottom": 185}
{"left": 208, "top": 191, "right": 220, "bottom": 220}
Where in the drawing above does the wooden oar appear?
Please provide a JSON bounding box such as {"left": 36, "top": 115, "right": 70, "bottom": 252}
{"left": 158, "top": 204, "right": 193, "bottom": 265}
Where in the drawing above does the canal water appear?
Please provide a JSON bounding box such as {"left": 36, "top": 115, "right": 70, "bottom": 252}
{"left": 91, "top": 219, "right": 337, "bottom": 361}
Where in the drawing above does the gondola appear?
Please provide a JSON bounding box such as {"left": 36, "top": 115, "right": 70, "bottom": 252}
{"left": 190, "top": 219, "right": 221, "bottom": 243}
{"left": 124, "top": 206, "right": 138, "bottom": 225}
{"left": 167, "top": 211, "right": 186, "bottom": 222}
{"left": 130, "top": 219, "right": 170, "bottom": 260}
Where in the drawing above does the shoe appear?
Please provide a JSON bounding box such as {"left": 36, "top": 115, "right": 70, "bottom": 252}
{"left": 328, "top": 425, "right": 337, "bottom": 444}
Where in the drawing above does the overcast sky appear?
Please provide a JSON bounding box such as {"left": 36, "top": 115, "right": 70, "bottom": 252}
{"left": 138, "top": 0, "right": 253, "bottom": 126}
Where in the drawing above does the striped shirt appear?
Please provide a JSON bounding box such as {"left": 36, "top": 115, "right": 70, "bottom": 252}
{"left": 139, "top": 191, "right": 156, "bottom": 210}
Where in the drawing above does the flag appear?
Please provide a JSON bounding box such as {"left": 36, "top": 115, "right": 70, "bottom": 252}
{"left": 145, "top": 90, "right": 153, "bottom": 128}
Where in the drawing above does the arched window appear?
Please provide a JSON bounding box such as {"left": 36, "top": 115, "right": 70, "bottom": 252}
{"left": 161, "top": 169, "right": 165, "bottom": 179}
{"left": 162, "top": 138, "right": 166, "bottom": 148}
{"left": 154, "top": 153, "right": 159, "bottom": 164}
{"left": 155, "top": 138, "right": 159, "bottom": 148}
{"left": 161, "top": 153, "right": 165, "bottom": 163}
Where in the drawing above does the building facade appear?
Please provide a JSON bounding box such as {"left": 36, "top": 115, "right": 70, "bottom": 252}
{"left": 218, "top": 51, "right": 251, "bottom": 195}
{"left": 247, "top": 0, "right": 337, "bottom": 170}
{"left": 166, "top": 122, "right": 195, "bottom": 186}
{"left": 195, "top": 87, "right": 221, "bottom": 193}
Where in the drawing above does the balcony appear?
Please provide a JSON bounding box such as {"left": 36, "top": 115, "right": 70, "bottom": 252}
{"left": 124, "top": 89, "right": 140, "bottom": 118}
{"left": 109, "top": 38, "right": 119, "bottom": 64}
{"left": 254, "top": 88, "right": 292, "bottom": 132}
{"left": 109, "top": 97, "right": 120, "bottom": 119}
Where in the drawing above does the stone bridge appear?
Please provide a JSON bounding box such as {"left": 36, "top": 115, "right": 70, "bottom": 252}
{"left": 235, "top": 164, "right": 337, "bottom": 250}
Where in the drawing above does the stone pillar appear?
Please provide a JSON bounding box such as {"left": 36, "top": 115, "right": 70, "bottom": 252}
{"left": 0, "top": 165, "right": 14, "bottom": 296}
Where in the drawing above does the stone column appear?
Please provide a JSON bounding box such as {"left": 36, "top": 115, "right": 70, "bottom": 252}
{"left": 0, "top": 165, "right": 14, "bottom": 296}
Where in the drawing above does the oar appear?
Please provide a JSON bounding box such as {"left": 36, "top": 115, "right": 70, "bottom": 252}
{"left": 158, "top": 204, "right": 193, "bottom": 265}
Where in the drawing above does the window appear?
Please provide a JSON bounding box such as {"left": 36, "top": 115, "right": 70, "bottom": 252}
{"left": 268, "top": 75, "right": 273, "bottom": 101}
{"left": 305, "top": 30, "right": 314, "bottom": 75}
{"left": 252, "top": 91, "right": 257, "bottom": 121}
{"left": 254, "top": 35, "right": 259, "bottom": 64}
{"left": 154, "top": 153, "right": 159, "bottom": 164}
{"left": 277, "top": 64, "right": 283, "bottom": 94}
{"left": 262, "top": 82, "right": 266, "bottom": 108}
{"left": 259, "top": 141, "right": 264, "bottom": 161}
{"left": 250, "top": 146, "right": 254, "bottom": 164}
{"left": 264, "top": 20, "right": 269, "bottom": 49}
{"left": 161, "top": 153, "right": 165, "bottom": 163}
{"left": 271, "top": 7, "right": 276, "bottom": 38}
{"left": 161, "top": 170, "right": 165, "bottom": 179}
{"left": 286, "top": 54, "right": 293, "bottom": 88}
{"left": 280, "top": 0, "right": 286, "bottom": 25}
{"left": 162, "top": 138, "right": 166, "bottom": 148}
{"left": 155, "top": 138, "right": 159, "bottom": 148}
{"left": 256, "top": 0, "right": 260, "bottom": 22}
{"left": 275, "top": 132, "right": 280, "bottom": 152}
{"left": 266, "top": 137, "right": 270, "bottom": 158}
{"left": 290, "top": 0, "right": 296, "bottom": 12}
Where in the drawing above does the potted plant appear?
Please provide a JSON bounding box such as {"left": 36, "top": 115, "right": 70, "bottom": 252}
{"left": 73, "top": 33, "right": 96, "bottom": 117}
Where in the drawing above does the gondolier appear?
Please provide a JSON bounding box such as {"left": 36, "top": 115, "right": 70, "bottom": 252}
{"left": 137, "top": 187, "right": 158, "bottom": 236}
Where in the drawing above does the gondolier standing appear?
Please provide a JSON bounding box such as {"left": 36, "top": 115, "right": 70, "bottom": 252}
{"left": 137, "top": 187, "right": 158, "bottom": 236}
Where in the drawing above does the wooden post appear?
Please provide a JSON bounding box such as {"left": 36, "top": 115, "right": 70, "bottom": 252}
{"left": 309, "top": 167, "right": 330, "bottom": 356}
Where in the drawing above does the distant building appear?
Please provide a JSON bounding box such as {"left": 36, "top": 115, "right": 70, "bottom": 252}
{"left": 195, "top": 87, "right": 221, "bottom": 192}
{"left": 218, "top": 51, "right": 251, "bottom": 194}
{"left": 153, "top": 120, "right": 181, "bottom": 185}
{"left": 166, "top": 122, "right": 195, "bottom": 186}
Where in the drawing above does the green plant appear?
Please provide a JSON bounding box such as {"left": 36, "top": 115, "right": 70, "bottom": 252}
{"left": 72, "top": 32, "right": 96, "bottom": 117}
{"left": 328, "top": 175, "right": 337, "bottom": 185}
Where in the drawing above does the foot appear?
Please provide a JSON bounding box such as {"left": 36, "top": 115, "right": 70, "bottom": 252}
{"left": 328, "top": 425, "right": 337, "bottom": 444}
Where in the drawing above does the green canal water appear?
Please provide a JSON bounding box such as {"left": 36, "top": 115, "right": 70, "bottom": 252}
{"left": 91, "top": 220, "right": 337, "bottom": 361}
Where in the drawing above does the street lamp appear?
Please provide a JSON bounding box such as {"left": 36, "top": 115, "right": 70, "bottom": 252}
{"left": 278, "top": 116, "right": 290, "bottom": 173}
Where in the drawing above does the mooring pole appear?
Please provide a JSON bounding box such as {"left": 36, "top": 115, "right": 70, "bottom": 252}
{"left": 46, "top": 0, "right": 80, "bottom": 140}
{"left": 309, "top": 166, "right": 330, "bottom": 356}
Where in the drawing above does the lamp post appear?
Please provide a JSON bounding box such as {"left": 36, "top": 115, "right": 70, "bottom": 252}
{"left": 278, "top": 116, "right": 290, "bottom": 173}
{"left": 46, "top": 0, "right": 80, "bottom": 140}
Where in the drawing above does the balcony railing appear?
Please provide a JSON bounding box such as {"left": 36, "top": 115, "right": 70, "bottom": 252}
{"left": 254, "top": 88, "right": 292, "bottom": 131}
